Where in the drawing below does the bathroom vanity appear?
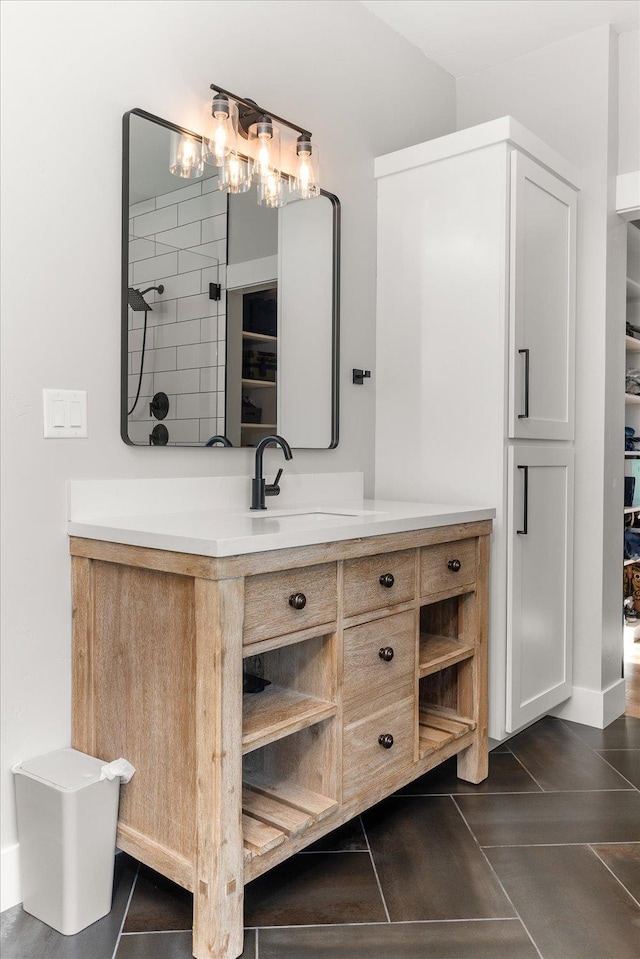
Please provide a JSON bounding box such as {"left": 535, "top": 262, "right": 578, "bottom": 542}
{"left": 68, "top": 477, "right": 492, "bottom": 959}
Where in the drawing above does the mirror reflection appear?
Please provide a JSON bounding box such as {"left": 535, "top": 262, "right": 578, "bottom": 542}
{"left": 122, "top": 109, "right": 339, "bottom": 448}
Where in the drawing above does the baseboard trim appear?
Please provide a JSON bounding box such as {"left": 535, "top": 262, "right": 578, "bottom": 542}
{"left": 1, "top": 843, "right": 21, "bottom": 913}
{"left": 549, "top": 679, "right": 626, "bottom": 728}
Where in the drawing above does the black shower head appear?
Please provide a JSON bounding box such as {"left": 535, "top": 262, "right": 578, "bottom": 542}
{"left": 128, "top": 284, "right": 164, "bottom": 311}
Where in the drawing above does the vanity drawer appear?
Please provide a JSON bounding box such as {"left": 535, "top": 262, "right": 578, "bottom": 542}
{"left": 243, "top": 562, "right": 337, "bottom": 645}
{"left": 343, "top": 549, "right": 415, "bottom": 618}
{"left": 343, "top": 611, "right": 415, "bottom": 723}
{"left": 420, "top": 539, "right": 477, "bottom": 597}
{"left": 343, "top": 697, "right": 415, "bottom": 802}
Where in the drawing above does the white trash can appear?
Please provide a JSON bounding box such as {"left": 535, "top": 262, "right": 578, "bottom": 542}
{"left": 13, "top": 748, "right": 133, "bottom": 935}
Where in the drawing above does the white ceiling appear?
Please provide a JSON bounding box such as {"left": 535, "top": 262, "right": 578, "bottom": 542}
{"left": 360, "top": 0, "right": 640, "bottom": 77}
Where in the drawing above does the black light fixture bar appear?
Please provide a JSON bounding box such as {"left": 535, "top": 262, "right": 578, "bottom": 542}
{"left": 209, "top": 83, "right": 312, "bottom": 139}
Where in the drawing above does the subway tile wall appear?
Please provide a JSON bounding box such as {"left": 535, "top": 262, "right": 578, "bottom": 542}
{"left": 127, "top": 176, "right": 227, "bottom": 446}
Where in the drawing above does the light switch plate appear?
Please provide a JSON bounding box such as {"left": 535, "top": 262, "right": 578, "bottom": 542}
{"left": 43, "top": 389, "right": 88, "bottom": 438}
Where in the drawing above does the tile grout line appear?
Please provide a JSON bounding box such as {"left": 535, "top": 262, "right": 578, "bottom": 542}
{"left": 110, "top": 863, "right": 139, "bottom": 959}
{"left": 246, "top": 917, "right": 523, "bottom": 930}
{"left": 588, "top": 845, "right": 640, "bottom": 908}
{"left": 450, "top": 796, "right": 544, "bottom": 959}
{"left": 359, "top": 814, "right": 391, "bottom": 923}
{"left": 479, "top": 840, "right": 640, "bottom": 848}
{"left": 593, "top": 754, "right": 639, "bottom": 791}
{"left": 504, "top": 748, "right": 547, "bottom": 792}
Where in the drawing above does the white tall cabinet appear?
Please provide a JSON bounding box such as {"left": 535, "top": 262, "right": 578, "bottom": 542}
{"left": 375, "top": 118, "right": 579, "bottom": 741}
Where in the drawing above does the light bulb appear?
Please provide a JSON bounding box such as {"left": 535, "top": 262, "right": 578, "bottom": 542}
{"left": 203, "top": 94, "right": 238, "bottom": 167}
{"left": 294, "top": 135, "right": 320, "bottom": 199}
{"left": 169, "top": 132, "right": 203, "bottom": 179}
{"left": 249, "top": 116, "right": 280, "bottom": 183}
{"left": 219, "top": 152, "right": 252, "bottom": 194}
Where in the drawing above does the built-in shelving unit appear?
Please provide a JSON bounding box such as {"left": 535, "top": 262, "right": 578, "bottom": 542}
{"left": 624, "top": 222, "right": 640, "bottom": 622}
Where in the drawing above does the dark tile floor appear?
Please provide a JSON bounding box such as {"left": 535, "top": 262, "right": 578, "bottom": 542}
{"left": 2, "top": 716, "right": 639, "bottom": 959}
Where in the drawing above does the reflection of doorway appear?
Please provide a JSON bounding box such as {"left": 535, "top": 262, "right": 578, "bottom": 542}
{"left": 226, "top": 283, "right": 278, "bottom": 447}
{"left": 624, "top": 625, "right": 640, "bottom": 717}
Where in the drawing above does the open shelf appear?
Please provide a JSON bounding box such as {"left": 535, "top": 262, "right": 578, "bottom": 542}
{"left": 625, "top": 451, "right": 640, "bottom": 457}
{"left": 242, "top": 331, "right": 278, "bottom": 343}
{"left": 626, "top": 335, "right": 640, "bottom": 352}
{"left": 625, "top": 394, "right": 640, "bottom": 405}
{"left": 624, "top": 557, "right": 640, "bottom": 567}
{"left": 242, "top": 774, "right": 338, "bottom": 863}
{"left": 419, "top": 633, "right": 475, "bottom": 678}
{"left": 418, "top": 705, "right": 476, "bottom": 759}
{"left": 628, "top": 277, "right": 640, "bottom": 301}
{"left": 242, "top": 378, "right": 276, "bottom": 388}
{"left": 241, "top": 422, "right": 277, "bottom": 429}
{"left": 243, "top": 686, "right": 337, "bottom": 754}
{"left": 625, "top": 506, "right": 640, "bottom": 515}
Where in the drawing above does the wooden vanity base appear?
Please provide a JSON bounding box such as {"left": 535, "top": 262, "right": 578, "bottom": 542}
{"left": 71, "top": 521, "right": 491, "bottom": 959}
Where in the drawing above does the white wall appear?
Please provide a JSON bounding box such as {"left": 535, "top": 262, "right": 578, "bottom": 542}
{"left": 0, "top": 0, "right": 455, "bottom": 907}
{"left": 457, "top": 24, "right": 627, "bottom": 725}
{"left": 618, "top": 28, "right": 639, "bottom": 176}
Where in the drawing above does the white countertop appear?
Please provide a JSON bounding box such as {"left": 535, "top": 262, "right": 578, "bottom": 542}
{"left": 67, "top": 474, "right": 494, "bottom": 557}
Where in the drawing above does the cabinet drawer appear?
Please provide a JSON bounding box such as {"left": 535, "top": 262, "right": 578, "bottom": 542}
{"left": 243, "top": 563, "right": 337, "bottom": 645}
{"left": 343, "top": 611, "right": 415, "bottom": 723}
{"left": 343, "top": 549, "right": 415, "bottom": 618}
{"left": 420, "top": 539, "right": 477, "bottom": 597}
{"left": 343, "top": 697, "right": 415, "bottom": 802}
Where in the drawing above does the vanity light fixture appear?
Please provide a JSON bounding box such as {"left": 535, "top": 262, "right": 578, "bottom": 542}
{"left": 202, "top": 83, "right": 320, "bottom": 207}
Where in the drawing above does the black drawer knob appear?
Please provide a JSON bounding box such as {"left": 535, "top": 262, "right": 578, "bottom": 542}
{"left": 288, "top": 592, "right": 307, "bottom": 610}
{"left": 379, "top": 572, "right": 395, "bottom": 588}
{"left": 447, "top": 559, "right": 461, "bottom": 572}
{"left": 378, "top": 733, "right": 394, "bottom": 749}
{"left": 378, "top": 646, "right": 395, "bottom": 662}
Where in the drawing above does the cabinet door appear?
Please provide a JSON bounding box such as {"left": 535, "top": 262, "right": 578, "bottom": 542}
{"left": 509, "top": 152, "right": 577, "bottom": 440}
{"left": 506, "top": 446, "right": 574, "bottom": 732}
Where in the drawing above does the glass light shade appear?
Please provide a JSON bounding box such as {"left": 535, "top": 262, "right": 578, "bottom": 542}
{"left": 202, "top": 94, "right": 238, "bottom": 167}
{"left": 169, "top": 131, "right": 203, "bottom": 179}
{"left": 248, "top": 116, "right": 281, "bottom": 182}
{"left": 219, "top": 152, "right": 253, "bottom": 193}
{"left": 294, "top": 137, "right": 320, "bottom": 199}
{"left": 257, "top": 172, "right": 288, "bottom": 208}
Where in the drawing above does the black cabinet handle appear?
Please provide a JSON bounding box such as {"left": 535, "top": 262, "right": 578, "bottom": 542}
{"left": 378, "top": 646, "right": 394, "bottom": 662}
{"left": 517, "top": 465, "right": 529, "bottom": 535}
{"left": 378, "top": 733, "right": 394, "bottom": 749}
{"left": 379, "top": 573, "right": 395, "bottom": 588}
{"left": 518, "top": 348, "right": 530, "bottom": 419}
{"left": 447, "top": 559, "right": 461, "bottom": 572}
{"left": 289, "top": 593, "right": 307, "bottom": 610}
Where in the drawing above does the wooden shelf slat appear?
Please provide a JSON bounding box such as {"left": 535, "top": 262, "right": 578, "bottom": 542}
{"left": 242, "top": 814, "right": 285, "bottom": 859}
{"left": 418, "top": 706, "right": 476, "bottom": 760}
{"left": 243, "top": 772, "right": 339, "bottom": 822}
{"left": 419, "top": 634, "right": 475, "bottom": 678}
{"left": 242, "top": 787, "right": 313, "bottom": 837}
{"left": 242, "top": 685, "right": 337, "bottom": 754}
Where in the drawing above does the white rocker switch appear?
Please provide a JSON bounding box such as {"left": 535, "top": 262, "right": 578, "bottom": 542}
{"left": 43, "top": 389, "right": 88, "bottom": 438}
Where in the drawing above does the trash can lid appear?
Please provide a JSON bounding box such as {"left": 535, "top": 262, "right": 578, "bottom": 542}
{"left": 15, "top": 748, "right": 107, "bottom": 791}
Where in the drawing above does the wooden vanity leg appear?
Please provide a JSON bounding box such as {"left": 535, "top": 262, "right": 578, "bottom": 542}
{"left": 456, "top": 534, "right": 489, "bottom": 784}
{"left": 71, "top": 556, "right": 95, "bottom": 755}
{"left": 193, "top": 578, "right": 245, "bottom": 959}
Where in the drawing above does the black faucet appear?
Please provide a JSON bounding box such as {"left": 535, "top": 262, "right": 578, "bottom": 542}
{"left": 251, "top": 435, "right": 293, "bottom": 510}
{"left": 205, "top": 435, "right": 232, "bottom": 447}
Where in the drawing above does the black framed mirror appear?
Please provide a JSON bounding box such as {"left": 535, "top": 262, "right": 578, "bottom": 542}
{"left": 121, "top": 108, "right": 340, "bottom": 448}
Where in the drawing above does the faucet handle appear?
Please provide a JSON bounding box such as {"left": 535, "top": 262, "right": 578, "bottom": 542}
{"left": 265, "top": 468, "right": 283, "bottom": 497}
